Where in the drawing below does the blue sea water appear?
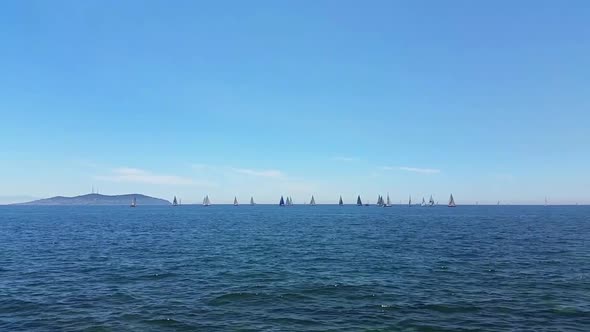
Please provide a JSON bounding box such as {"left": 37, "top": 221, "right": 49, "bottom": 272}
{"left": 0, "top": 205, "right": 589, "bottom": 331}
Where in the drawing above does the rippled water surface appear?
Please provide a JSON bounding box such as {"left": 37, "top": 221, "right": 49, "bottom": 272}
{"left": 1, "top": 205, "right": 589, "bottom": 331}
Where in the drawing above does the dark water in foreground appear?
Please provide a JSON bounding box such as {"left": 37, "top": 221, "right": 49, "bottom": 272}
{"left": 1, "top": 205, "right": 589, "bottom": 331}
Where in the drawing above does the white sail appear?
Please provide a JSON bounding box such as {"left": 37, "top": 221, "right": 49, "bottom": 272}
{"left": 448, "top": 194, "right": 456, "bottom": 207}
{"left": 409, "top": 195, "right": 412, "bottom": 207}
{"left": 131, "top": 197, "right": 136, "bottom": 207}
{"left": 250, "top": 197, "right": 255, "bottom": 205}
{"left": 310, "top": 195, "right": 316, "bottom": 205}
{"left": 383, "top": 193, "right": 392, "bottom": 207}
{"left": 429, "top": 195, "right": 435, "bottom": 207}
{"left": 234, "top": 196, "right": 238, "bottom": 206}
{"left": 203, "top": 195, "right": 211, "bottom": 206}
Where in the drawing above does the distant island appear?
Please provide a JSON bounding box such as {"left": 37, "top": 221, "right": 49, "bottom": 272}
{"left": 16, "top": 193, "right": 171, "bottom": 206}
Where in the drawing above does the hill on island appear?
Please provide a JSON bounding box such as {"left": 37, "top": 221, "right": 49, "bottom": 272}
{"left": 17, "top": 193, "right": 171, "bottom": 206}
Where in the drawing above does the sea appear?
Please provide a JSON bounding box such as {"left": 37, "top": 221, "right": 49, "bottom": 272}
{"left": 0, "top": 205, "right": 589, "bottom": 331}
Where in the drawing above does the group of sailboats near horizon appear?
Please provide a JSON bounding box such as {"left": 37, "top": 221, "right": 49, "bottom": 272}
{"left": 278, "top": 193, "right": 455, "bottom": 207}
{"left": 137, "top": 193, "right": 457, "bottom": 207}
{"left": 350, "top": 193, "right": 455, "bottom": 208}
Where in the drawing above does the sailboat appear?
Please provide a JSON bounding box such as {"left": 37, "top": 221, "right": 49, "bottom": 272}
{"left": 130, "top": 197, "right": 137, "bottom": 208}
{"left": 497, "top": 200, "right": 500, "bottom": 206}
{"left": 339, "top": 196, "right": 343, "bottom": 206}
{"left": 421, "top": 197, "right": 426, "bottom": 207}
{"left": 384, "top": 193, "right": 392, "bottom": 207}
{"left": 172, "top": 196, "right": 178, "bottom": 206}
{"left": 428, "top": 195, "right": 435, "bottom": 207}
{"left": 288, "top": 197, "right": 294, "bottom": 206}
{"left": 544, "top": 196, "right": 548, "bottom": 206}
{"left": 233, "top": 196, "right": 239, "bottom": 206}
{"left": 250, "top": 197, "right": 255, "bottom": 205}
{"left": 279, "top": 196, "right": 285, "bottom": 206}
{"left": 408, "top": 195, "right": 412, "bottom": 207}
{"left": 448, "top": 194, "right": 456, "bottom": 207}
{"left": 310, "top": 195, "right": 316, "bottom": 206}
{"left": 203, "top": 195, "right": 211, "bottom": 206}
{"left": 376, "top": 195, "right": 383, "bottom": 207}
{"left": 357, "top": 195, "right": 363, "bottom": 206}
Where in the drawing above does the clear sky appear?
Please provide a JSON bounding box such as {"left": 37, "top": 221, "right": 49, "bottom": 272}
{"left": 1, "top": 0, "right": 589, "bottom": 204}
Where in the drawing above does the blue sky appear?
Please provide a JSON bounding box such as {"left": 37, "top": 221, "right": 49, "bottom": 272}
{"left": 1, "top": 0, "right": 589, "bottom": 204}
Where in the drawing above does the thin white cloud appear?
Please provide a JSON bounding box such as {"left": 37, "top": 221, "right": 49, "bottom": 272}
{"left": 96, "top": 167, "right": 197, "bottom": 185}
{"left": 332, "top": 156, "right": 359, "bottom": 162}
{"left": 231, "top": 168, "right": 284, "bottom": 178}
{"left": 191, "top": 163, "right": 286, "bottom": 180}
{"left": 380, "top": 166, "right": 441, "bottom": 174}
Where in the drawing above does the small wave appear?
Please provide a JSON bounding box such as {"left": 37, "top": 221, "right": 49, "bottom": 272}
{"left": 143, "top": 317, "right": 198, "bottom": 330}
{"left": 0, "top": 298, "right": 44, "bottom": 313}
{"left": 270, "top": 316, "right": 320, "bottom": 326}
{"left": 208, "top": 292, "right": 271, "bottom": 306}
{"left": 377, "top": 304, "right": 402, "bottom": 311}
{"left": 146, "top": 318, "right": 177, "bottom": 325}
{"left": 106, "top": 292, "right": 138, "bottom": 304}
{"left": 136, "top": 272, "right": 179, "bottom": 280}
{"left": 551, "top": 305, "right": 589, "bottom": 317}
{"left": 299, "top": 283, "right": 371, "bottom": 296}
{"left": 421, "top": 303, "right": 481, "bottom": 313}
{"left": 277, "top": 293, "right": 313, "bottom": 302}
